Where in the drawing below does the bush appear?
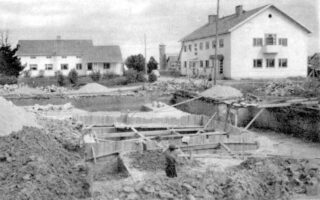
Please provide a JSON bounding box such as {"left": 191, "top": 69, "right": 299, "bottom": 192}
{"left": 90, "top": 71, "right": 101, "bottom": 82}
{"left": 68, "top": 69, "right": 78, "bottom": 85}
{"left": 136, "top": 72, "right": 147, "bottom": 82}
{"left": 124, "top": 69, "right": 138, "bottom": 84}
{"left": 102, "top": 72, "right": 119, "bottom": 80}
{"left": 100, "top": 76, "right": 128, "bottom": 86}
{"left": 148, "top": 73, "right": 157, "bottom": 83}
{"left": 56, "top": 72, "right": 66, "bottom": 86}
{"left": 169, "top": 70, "right": 181, "bottom": 77}
{"left": 21, "top": 70, "right": 31, "bottom": 78}
{"left": 37, "top": 70, "right": 45, "bottom": 78}
{"left": 0, "top": 75, "right": 18, "bottom": 85}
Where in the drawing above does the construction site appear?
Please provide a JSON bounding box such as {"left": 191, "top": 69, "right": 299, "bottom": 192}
{"left": 0, "top": 78, "right": 319, "bottom": 200}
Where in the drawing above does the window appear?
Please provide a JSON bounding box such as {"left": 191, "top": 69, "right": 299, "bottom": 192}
{"left": 205, "top": 41, "right": 210, "bottom": 49}
{"left": 200, "top": 60, "right": 203, "bottom": 68}
{"left": 266, "top": 59, "right": 275, "bottom": 68}
{"left": 30, "top": 64, "right": 38, "bottom": 70}
{"left": 199, "top": 42, "right": 203, "bottom": 50}
{"left": 45, "top": 64, "right": 53, "bottom": 70}
{"left": 188, "top": 44, "right": 192, "bottom": 51}
{"left": 103, "top": 63, "right": 110, "bottom": 69}
{"left": 253, "top": 59, "right": 263, "bottom": 68}
{"left": 76, "top": 56, "right": 81, "bottom": 58}
{"left": 279, "top": 58, "right": 287, "bottom": 68}
{"left": 194, "top": 43, "right": 197, "bottom": 51}
{"left": 184, "top": 45, "right": 187, "bottom": 52}
{"left": 184, "top": 61, "right": 187, "bottom": 68}
{"left": 219, "top": 39, "right": 224, "bottom": 48}
{"left": 279, "top": 38, "right": 287, "bottom": 46}
{"left": 87, "top": 63, "right": 93, "bottom": 71}
{"left": 62, "top": 56, "right": 67, "bottom": 59}
{"left": 60, "top": 64, "right": 68, "bottom": 70}
{"left": 46, "top": 56, "right": 52, "bottom": 59}
{"left": 212, "top": 40, "right": 216, "bottom": 48}
{"left": 205, "top": 60, "right": 209, "bottom": 68}
{"left": 265, "top": 34, "right": 277, "bottom": 45}
{"left": 30, "top": 56, "right": 36, "bottom": 59}
{"left": 253, "top": 38, "right": 263, "bottom": 46}
{"left": 76, "top": 63, "right": 82, "bottom": 70}
{"left": 219, "top": 59, "right": 224, "bottom": 74}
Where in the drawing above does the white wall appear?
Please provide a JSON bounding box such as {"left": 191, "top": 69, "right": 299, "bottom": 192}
{"left": 87, "top": 63, "right": 123, "bottom": 76}
{"left": 230, "top": 7, "right": 309, "bottom": 79}
{"left": 20, "top": 56, "right": 83, "bottom": 77}
{"left": 180, "top": 34, "right": 231, "bottom": 79}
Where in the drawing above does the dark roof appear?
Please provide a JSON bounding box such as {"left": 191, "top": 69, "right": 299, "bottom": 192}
{"left": 181, "top": 4, "right": 311, "bottom": 42}
{"left": 17, "top": 40, "right": 93, "bottom": 56}
{"left": 83, "top": 46, "right": 123, "bottom": 63}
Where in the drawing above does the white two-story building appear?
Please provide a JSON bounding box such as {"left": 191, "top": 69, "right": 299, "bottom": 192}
{"left": 17, "top": 37, "right": 124, "bottom": 77}
{"left": 179, "top": 4, "right": 311, "bottom": 79}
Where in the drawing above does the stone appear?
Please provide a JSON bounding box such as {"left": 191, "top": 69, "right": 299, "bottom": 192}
{"left": 123, "top": 186, "right": 135, "bottom": 193}
{"left": 187, "top": 194, "right": 196, "bottom": 200}
{"left": 22, "top": 174, "right": 31, "bottom": 181}
{"left": 182, "top": 183, "right": 193, "bottom": 191}
{"left": 126, "top": 193, "right": 139, "bottom": 200}
{"left": 158, "top": 191, "right": 174, "bottom": 199}
{"left": 142, "top": 186, "right": 155, "bottom": 194}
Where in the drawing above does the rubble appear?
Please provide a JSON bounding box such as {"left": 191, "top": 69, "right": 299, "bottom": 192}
{"left": 0, "top": 84, "right": 70, "bottom": 95}
{"left": 0, "top": 127, "right": 91, "bottom": 200}
{"left": 255, "top": 80, "right": 305, "bottom": 97}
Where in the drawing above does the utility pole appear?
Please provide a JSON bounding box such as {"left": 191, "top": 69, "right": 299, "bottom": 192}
{"left": 211, "top": 0, "right": 220, "bottom": 85}
{"left": 144, "top": 34, "right": 147, "bottom": 74}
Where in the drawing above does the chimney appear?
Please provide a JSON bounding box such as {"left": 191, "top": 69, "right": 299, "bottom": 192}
{"left": 56, "top": 35, "right": 61, "bottom": 40}
{"left": 208, "top": 15, "right": 217, "bottom": 24}
{"left": 235, "top": 5, "right": 243, "bottom": 16}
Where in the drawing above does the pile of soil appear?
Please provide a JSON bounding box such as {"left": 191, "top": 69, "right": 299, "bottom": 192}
{"left": 200, "top": 85, "right": 243, "bottom": 99}
{"left": 76, "top": 83, "right": 112, "bottom": 94}
{"left": 102, "top": 157, "right": 320, "bottom": 200}
{"left": 255, "top": 80, "right": 304, "bottom": 97}
{"left": 0, "top": 97, "right": 39, "bottom": 136}
{"left": 127, "top": 150, "right": 201, "bottom": 171}
{"left": 0, "top": 127, "right": 91, "bottom": 200}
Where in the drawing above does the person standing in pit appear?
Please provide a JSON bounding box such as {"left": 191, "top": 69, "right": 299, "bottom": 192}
{"left": 163, "top": 144, "right": 178, "bottom": 178}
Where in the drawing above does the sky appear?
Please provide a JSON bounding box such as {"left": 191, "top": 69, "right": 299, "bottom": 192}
{"left": 0, "top": 0, "right": 319, "bottom": 62}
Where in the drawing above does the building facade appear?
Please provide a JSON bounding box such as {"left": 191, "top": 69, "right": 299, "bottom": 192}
{"left": 179, "top": 4, "right": 311, "bottom": 79}
{"left": 17, "top": 38, "right": 124, "bottom": 77}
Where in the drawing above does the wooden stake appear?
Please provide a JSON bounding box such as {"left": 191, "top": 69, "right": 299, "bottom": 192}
{"left": 243, "top": 108, "right": 265, "bottom": 131}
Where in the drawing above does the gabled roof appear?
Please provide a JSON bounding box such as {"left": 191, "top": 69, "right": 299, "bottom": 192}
{"left": 17, "top": 40, "right": 93, "bottom": 56}
{"left": 180, "top": 4, "right": 311, "bottom": 42}
{"left": 83, "top": 46, "right": 123, "bottom": 63}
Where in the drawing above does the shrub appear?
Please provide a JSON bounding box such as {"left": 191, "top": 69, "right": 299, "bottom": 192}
{"left": 124, "top": 69, "right": 138, "bottom": 84}
{"left": 148, "top": 73, "right": 157, "bottom": 83}
{"left": 0, "top": 75, "right": 18, "bottom": 85}
{"left": 21, "top": 70, "right": 31, "bottom": 78}
{"left": 56, "top": 72, "right": 66, "bottom": 86}
{"left": 90, "top": 71, "right": 101, "bottom": 82}
{"left": 169, "top": 70, "right": 181, "bottom": 77}
{"left": 136, "top": 72, "right": 147, "bottom": 82}
{"left": 37, "top": 70, "right": 45, "bottom": 78}
{"left": 102, "top": 72, "right": 119, "bottom": 80}
{"left": 100, "top": 76, "right": 128, "bottom": 86}
{"left": 68, "top": 69, "right": 78, "bottom": 85}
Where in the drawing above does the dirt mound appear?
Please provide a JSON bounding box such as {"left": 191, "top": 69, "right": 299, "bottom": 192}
{"left": 101, "top": 157, "right": 320, "bottom": 200}
{"left": 127, "top": 150, "right": 201, "bottom": 171}
{"left": 0, "top": 127, "right": 90, "bottom": 200}
{"left": 0, "top": 97, "right": 38, "bottom": 136}
{"left": 200, "top": 85, "right": 243, "bottom": 99}
{"left": 255, "top": 80, "right": 305, "bottom": 97}
{"left": 76, "top": 83, "right": 112, "bottom": 93}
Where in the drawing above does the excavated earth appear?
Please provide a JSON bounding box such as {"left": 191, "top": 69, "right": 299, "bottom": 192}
{"left": 0, "top": 126, "right": 91, "bottom": 200}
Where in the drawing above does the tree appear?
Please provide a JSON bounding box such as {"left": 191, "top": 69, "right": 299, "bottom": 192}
{"left": 147, "top": 56, "right": 158, "bottom": 73}
{"left": 0, "top": 31, "right": 23, "bottom": 77}
{"left": 125, "top": 54, "right": 145, "bottom": 72}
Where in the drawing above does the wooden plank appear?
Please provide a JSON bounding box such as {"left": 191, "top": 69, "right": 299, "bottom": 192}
{"left": 115, "top": 123, "right": 203, "bottom": 130}
{"left": 243, "top": 108, "right": 265, "bottom": 131}
{"left": 196, "top": 112, "right": 217, "bottom": 135}
{"left": 91, "top": 146, "right": 97, "bottom": 163}
{"left": 219, "top": 142, "right": 237, "bottom": 159}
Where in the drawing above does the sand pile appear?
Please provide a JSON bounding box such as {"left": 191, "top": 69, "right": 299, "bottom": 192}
{"left": 0, "top": 127, "right": 90, "bottom": 200}
{"left": 76, "top": 83, "right": 112, "bottom": 94}
{"left": 200, "top": 85, "right": 243, "bottom": 99}
{"left": 0, "top": 97, "right": 38, "bottom": 136}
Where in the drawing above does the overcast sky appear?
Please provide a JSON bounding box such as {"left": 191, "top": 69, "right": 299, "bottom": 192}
{"left": 0, "top": 0, "right": 319, "bottom": 61}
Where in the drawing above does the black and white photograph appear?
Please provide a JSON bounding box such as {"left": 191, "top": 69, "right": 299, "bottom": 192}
{"left": 0, "top": 0, "right": 319, "bottom": 199}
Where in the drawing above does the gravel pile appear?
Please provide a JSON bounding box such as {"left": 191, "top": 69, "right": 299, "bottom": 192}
{"left": 200, "top": 85, "right": 243, "bottom": 99}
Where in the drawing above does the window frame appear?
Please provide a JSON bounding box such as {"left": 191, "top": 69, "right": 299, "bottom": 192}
{"left": 184, "top": 45, "right": 187, "bottom": 52}
{"left": 200, "top": 60, "right": 203, "bottom": 68}
{"left": 265, "top": 34, "right": 277, "bottom": 45}
{"left": 184, "top": 61, "right": 187, "bottom": 68}
{"left": 279, "top": 38, "right": 288, "bottom": 46}
{"left": 205, "top": 41, "right": 210, "bottom": 49}
{"left": 199, "top": 42, "right": 203, "bottom": 50}
{"left": 266, "top": 58, "right": 275, "bottom": 68}
{"left": 87, "top": 63, "right": 93, "bottom": 71}
{"left": 103, "top": 63, "right": 110, "bottom": 69}
{"left": 60, "top": 64, "right": 69, "bottom": 70}
{"left": 278, "top": 58, "right": 288, "bottom": 68}
{"left": 212, "top": 40, "right": 216, "bottom": 48}
{"left": 253, "top": 59, "right": 263, "bottom": 68}
{"left": 253, "top": 38, "right": 263, "bottom": 46}
{"left": 45, "top": 64, "right": 53, "bottom": 70}
{"left": 76, "top": 63, "right": 82, "bottom": 70}
{"left": 30, "top": 64, "right": 38, "bottom": 71}
{"left": 219, "top": 39, "right": 224, "bottom": 48}
{"left": 205, "top": 60, "right": 209, "bottom": 68}
{"left": 188, "top": 44, "right": 192, "bottom": 51}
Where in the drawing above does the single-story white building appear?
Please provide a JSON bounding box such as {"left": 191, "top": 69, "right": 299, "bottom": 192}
{"left": 17, "top": 37, "right": 124, "bottom": 77}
